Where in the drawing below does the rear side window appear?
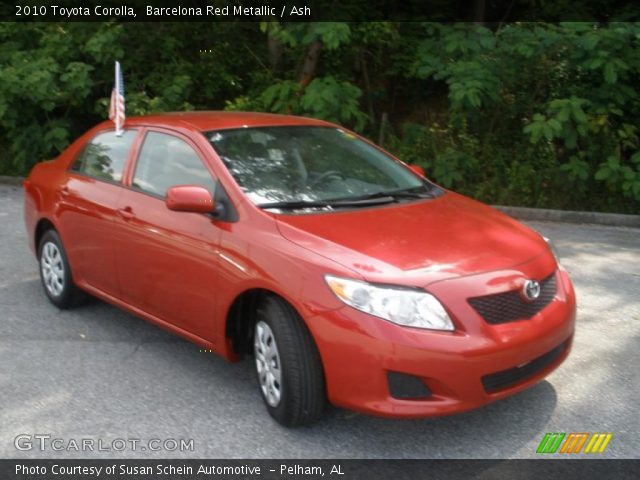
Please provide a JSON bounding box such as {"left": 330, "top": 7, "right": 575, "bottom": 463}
{"left": 70, "top": 130, "right": 137, "bottom": 182}
{"left": 132, "top": 131, "right": 216, "bottom": 197}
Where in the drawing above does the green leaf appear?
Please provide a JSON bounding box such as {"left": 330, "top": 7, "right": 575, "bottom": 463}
{"left": 572, "top": 107, "right": 588, "bottom": 124}
{"left": 603, "top": 62, "right": 617, "bottom": 84}
{"left": 565, "top": 130, "right": 578, "bottom": 149}
{"left": 582, "top": 34, "right": 600, "bottom": 50}
{"left": 594, "top": 168, "right": 610, "bottom": 181}
{"left": 547, "top": 118, "right": 562, "bottom": 133}
{"left": 584, "top": 57, "right": 601, "bottom": 69}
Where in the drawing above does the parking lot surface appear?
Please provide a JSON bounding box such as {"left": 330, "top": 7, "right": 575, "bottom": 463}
{"left": 1, "top": 184, "right": 638, "bottom": 458}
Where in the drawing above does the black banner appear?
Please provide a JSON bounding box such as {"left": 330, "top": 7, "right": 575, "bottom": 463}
{"left": 1, "top": 0, "right": 640, "bottom": 22}
{"left": 2, "top": 459, "right": 639, "bottom": 480}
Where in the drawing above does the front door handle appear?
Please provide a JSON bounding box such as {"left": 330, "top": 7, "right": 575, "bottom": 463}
{"left": 117, "top": 206, "right": 135, "bottom": 221}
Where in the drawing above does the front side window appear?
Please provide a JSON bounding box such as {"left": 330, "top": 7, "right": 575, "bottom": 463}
{"left": 132, "top": 131, "right": 216, "bottom": 197}
{"left": 206, "top": 126, "right": 429, "bottom": 207}
{"left": 70, "top": 130, "right": 137, "bottom": 182}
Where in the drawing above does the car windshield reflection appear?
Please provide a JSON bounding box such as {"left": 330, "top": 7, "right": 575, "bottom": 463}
{"left": 206, "top": 126, "right": 432, "bottom": 207}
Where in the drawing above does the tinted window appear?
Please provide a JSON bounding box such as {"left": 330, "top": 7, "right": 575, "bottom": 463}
{"left": 133, "top": 132, "right": 216, "bottom": 197}
{"left": 71, "top": 130, "right": 136, "bottom": 182}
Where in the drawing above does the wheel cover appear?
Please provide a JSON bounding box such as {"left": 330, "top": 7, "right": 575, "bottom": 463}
{"left": 254, "top": 320, "right": 282, "bottom": 407}
{"left": 41, "top": 241, "right": 65, "bottom": 297}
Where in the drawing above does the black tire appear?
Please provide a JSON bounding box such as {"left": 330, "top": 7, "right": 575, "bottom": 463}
{"left": 253, "top": 296, "right": 326, "bottom": 426}
{"left": 38, "top": 229, "right": 82, "bottom": 309}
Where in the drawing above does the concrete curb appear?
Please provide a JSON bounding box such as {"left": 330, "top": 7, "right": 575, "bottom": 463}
{"left": 494, "top": 205, "right": 640, "bottom": 229}
{"left": 0, "top": 175, "right": 637, "bottom": 228}
{"left": 0, "top": 175, "right": 24, "bottom": 186}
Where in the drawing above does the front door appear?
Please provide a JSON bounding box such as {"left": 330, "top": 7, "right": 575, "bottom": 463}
{"left": 113, "top": 129, "right": 221, "bottom": 339}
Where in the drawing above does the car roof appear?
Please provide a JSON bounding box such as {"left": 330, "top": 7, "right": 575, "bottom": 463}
{"left": 122, "top": 111, "right": 335, "bottom": 132}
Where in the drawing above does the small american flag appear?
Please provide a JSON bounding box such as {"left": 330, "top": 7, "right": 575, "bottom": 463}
{"left": 108, "top": 61, "right": 125, "bottom": 136}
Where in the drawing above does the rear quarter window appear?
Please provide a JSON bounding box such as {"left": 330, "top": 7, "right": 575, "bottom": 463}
{"left": 70, "top": 130, "right": 137, "bottom": 182}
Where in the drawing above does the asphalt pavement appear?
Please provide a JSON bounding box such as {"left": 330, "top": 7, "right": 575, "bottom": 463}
{"left": 1, "top": 184, "right": 638, "bottom": 459}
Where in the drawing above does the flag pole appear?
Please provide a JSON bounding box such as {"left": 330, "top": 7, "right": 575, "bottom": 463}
{"left": 109, "top": 61, "right": 125, "bottom": 137}
{"left": 115, "top": 61, "right": 122, "bottom": 136}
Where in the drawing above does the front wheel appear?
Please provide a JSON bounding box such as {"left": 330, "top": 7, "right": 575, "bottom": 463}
{"left": 38, "top": 229, "right": 82, "bottom": 309}
{"left": 253, "top": 296, "right": 326, "bottom": 426}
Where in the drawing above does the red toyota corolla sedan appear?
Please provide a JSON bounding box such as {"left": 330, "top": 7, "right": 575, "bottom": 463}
{"left": 24, "top": 112, "right": 576, "bottom": 426}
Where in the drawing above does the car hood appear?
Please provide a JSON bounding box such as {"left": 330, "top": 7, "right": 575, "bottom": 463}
{"left": 275, "top": 192, "right": 550, "bottom": 286}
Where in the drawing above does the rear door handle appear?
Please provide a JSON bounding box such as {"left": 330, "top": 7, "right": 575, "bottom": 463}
{"left": 59, "top": 186, "right": 70, "bottom": 197}
{"left": 117, "top": 206, "right": 135, "bottom": 220}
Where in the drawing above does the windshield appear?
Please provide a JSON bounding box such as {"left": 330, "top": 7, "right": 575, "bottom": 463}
{"left": 205, "top": 126, "right": 431, "bottom": 208}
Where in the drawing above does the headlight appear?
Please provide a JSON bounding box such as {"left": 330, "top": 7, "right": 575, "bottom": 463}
{"left": 325, "top": 275, "right": 454, "bottom": 331}
{"left": 542, "top": 236, "right": 561, "bottom": 264}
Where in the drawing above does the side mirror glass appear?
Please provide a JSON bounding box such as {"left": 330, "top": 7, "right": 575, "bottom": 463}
{"left": 409, "top": 164, "right": 425, "bottom": 177}
{"left": 165, "top": 185, "right": 214, "bottom": 213}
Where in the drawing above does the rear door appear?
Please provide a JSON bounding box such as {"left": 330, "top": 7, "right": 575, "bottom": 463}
{"left": 113, "top": 128, "right": 222, "bottom": 338}
{"left": 60, "top": 129, "right": 138, "bottom": 297}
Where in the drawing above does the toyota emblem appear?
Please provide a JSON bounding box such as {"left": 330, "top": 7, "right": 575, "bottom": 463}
{"left": 522, "top": 279, "right": 541, "bottom": 301}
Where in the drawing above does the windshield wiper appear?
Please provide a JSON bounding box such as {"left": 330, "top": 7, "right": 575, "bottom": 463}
{"left": 338, "top": 187, "right": 437, "bottom": 202}
{"left": 258, "top": 186, "right": 439, "bottom": 210}
{"left": 258, "top": 196, "right": 396, "bottom": 210}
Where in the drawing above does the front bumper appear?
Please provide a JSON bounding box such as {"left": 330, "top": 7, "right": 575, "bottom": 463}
{"left": 308, "top": 263, "right": 576, "bottom": 418}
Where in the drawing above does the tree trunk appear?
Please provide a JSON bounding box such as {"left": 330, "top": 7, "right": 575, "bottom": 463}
{"left": 298, "top": 40, "right": 322, "bottom": 87}
{"left": 360, "top": 52, "right": 375, "bottom": 122}
{"left": 268, "top": 34, "right": 283, "bottom": 71}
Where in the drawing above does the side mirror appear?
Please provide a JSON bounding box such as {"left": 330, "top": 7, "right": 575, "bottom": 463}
{"left": 409, "top": 164, "right": 425, "bottom": 177}
{"left": 165, "top": 185, "right": 214, "bottom": 214}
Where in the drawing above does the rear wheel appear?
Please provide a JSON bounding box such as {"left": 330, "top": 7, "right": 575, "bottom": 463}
{"left": 253, "top": 296, "right": 326, "bottom": 426}
{"left": 38, "top": 229, "right": 82, "bottom": 309}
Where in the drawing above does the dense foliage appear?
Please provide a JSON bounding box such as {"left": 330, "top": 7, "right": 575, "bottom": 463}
{"left": 1, "top": 21, "right": 639, "bottom": 213}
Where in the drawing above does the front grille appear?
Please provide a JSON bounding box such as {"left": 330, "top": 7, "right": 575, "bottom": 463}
{"left": 482, "top": 340, "right": 569, "bottom": 393}
{"left": 468, "top": 271, "right": 557, "bottom": 325}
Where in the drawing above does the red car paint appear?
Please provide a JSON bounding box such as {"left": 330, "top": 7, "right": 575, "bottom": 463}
{"left": 24, "top": 112, "right": 576, "bottom": 418}
{"left": 166, "top": 185, "right": 215, "bottom": 213}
